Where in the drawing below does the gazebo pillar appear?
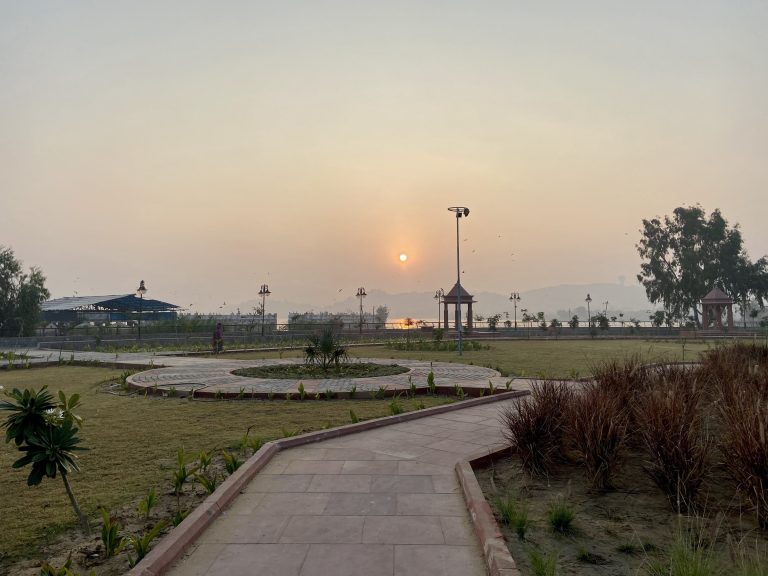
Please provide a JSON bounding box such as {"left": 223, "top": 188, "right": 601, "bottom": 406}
{"left": 726, "top": 304, "right": 734, "bottom": 330}
{"left": 443, "top": 302, "right": 449, "bottom": 331}
{"left": 467, "top": 302, "right": 473, "bottom": 331}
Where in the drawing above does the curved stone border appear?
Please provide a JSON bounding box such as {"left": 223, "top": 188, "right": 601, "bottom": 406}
{"left": 126, "top": 358, "right": 504, "bottom": 398}
{"left": 125, "top": 389, "right": 528, "bottom": 576}
{"left": 456, "top": 447, "right": 522, "bottom": 576}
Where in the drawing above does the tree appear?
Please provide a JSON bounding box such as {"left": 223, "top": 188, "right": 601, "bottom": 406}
{"left": 650, "top": 311, "right": 665, "bottom": 328}
{"left": 487, "top": 314, "right": 501, "bottom": 331}
{"left": 374, "top": 305, "right": 389, "bottom": 327}
{"left": 636, "top": 206, "right": 768, "bottom": 327}
{"left": 1, "top": 387, "right": 90, "bottom": 533}
{"left": 0, "top": 246, "right": 50, "bottom": 336}
{"left": 569, "top": 315, "right": 579, "bottom": 330}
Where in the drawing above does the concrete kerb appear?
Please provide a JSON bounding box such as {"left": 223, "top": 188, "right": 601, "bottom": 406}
{"left": 455, "top": 443, "right": 529, "bottom": 576}
{"left": 126, "top": 388, "right": 528, "bottom": 576}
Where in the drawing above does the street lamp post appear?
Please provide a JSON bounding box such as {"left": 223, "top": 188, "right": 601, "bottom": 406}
{"left": 136, "top": 280, "right": 147, "bottom": 342}
{"left": 509, "top": 292, "right": 521, "bottom": 330}
{"left": 520, "top": 308, "right": 529, "bottom": 338}
{"left": 447, "top": 207, "right": 470, "bottom": 355}
{"left": 434, "top": 288, "right": 444, "bottom": 329}
{"left": 585, "top": 293, "right": 592, "bottom": 329}
{"left": 356, "top": 287, "right": 367, "bottom": 335}
{"left": 258, "top": 284, "right": 271, "bottom": 336}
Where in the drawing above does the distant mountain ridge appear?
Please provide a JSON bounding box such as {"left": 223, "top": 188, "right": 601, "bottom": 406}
{"left": 234, "top": 283, "right": 654, "bottom": 322}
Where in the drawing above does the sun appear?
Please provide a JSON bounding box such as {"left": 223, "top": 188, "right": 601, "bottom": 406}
{"left": 399, "top": 253, "right": 408, "bottom": 263}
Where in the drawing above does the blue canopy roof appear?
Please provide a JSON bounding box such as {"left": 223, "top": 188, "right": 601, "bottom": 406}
{"left": 42, "top": 295, "right": 179, "bottom": 312}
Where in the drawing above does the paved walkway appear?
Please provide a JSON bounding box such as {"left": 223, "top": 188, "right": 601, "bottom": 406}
{"left": 126, "top": 359, "right": 502, "bottom": 396}
{"left": 167, "top": 397, "right": 517, "bottom": 576}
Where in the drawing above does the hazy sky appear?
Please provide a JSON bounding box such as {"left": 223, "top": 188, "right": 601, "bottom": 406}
{"left": 2, "top": 1, "right": 767, "bottom": 313}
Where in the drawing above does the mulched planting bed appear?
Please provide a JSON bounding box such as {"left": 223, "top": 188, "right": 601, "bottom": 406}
{"left": 232, "top": 362, "right": 409, "bottom": 379}
{"left": 477, "top": 450, "right": 768, "bottom": 576}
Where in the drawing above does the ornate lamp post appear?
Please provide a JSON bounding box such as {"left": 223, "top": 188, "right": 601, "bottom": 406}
{"left": 434, "top": 288, "right": 444, "bottom": 329}
{"left": 509, "top": 292, "right": 521, "bottom": 330}
{"left": 585, "top": 293, "right": 592, "bottom": 329}
{"left": 258, "top": 284, "right": 271, "bottom": 336}
{"left": 447, "top": 207, "right": 470, "bottom": 355}
{"left": 136, "top": 280, "right": 147, "bottom": 341}
{"left": 356, "top": 287, "right": 367, "bottom": 334}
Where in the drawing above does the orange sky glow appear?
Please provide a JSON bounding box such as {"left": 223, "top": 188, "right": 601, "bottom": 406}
{"left": 2, "top": 2, "right": 766, "bottom": 312}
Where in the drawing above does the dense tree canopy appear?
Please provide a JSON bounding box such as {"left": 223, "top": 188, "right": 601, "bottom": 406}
{"left": 636, "top": 206, "right": 768, "bottom": 327}
{"left": 0, "top": 246, "right": 50, "bottom": 337}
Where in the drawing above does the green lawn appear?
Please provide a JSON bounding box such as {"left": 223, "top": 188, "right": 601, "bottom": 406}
{"left": 0, "top": 366, "right": 453, "bottom": 559}
{"left": 224, "top": 339, "right": 719, "bottom": 379}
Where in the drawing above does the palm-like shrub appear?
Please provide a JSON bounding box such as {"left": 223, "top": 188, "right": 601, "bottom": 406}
{"left": 1, "top": 386, "right": 56, "bottom": 445}
{"left": 500, "top": 380, "right": 573, "bottom": 476}
{"left": 304, "top": 327, "right": 347, "bottom": 371}
{"left": 1, "top": 386, "right": 90, "bottom": 532}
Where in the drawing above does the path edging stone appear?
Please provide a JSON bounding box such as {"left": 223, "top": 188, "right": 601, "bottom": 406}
{"left": 456, "top": 422, "right": 529, "bottom": 576}
{"left": 126, "top": 389, "right": 528, "bottom": 576}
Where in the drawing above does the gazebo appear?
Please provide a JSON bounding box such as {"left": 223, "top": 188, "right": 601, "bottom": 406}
{"left": 700, "top": 287, "right": 734, "bottom": 331}
{"left": 442, "top": 283, "right": 476, "bottom": 332}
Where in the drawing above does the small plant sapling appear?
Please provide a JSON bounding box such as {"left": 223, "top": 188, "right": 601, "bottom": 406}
{"left": 298, "top": 382, "right": 306, "bottom": 401}
{"left": 389, "top": 394, "right": 404, "bottom": 415}
{"left": 172, "top": 509, "right": 189, "bottom": 527}
{"left": 222, "top": 450, "right": 242, "bottom": 474}
{"left": 350, "top": 409, "right": 360, "bottom": 423}
{"left": 137, "top": 486, "right": 158, "bottom": 520}
{"left": 127, "top": 521, "right": 167, "bottom": 568}
{"left": 427, "top": 370, "right": 436, "bottom": 395}
{"left": 100, "top": 508, "right": 126, "bottom": 557}
{"left": 196, "top": 471, "right": 218, "bottom": 494}
{"left": 197, "top": 450, "right": 212, "bottom": 473}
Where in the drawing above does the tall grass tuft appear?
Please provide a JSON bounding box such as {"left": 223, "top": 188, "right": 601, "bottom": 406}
{"left": 707, "top": 343, "right": 768, "bottom": 527}
{"left": 494, "top": 493, "right": 530, "bottom": 540}
{"left": 646, "top": 523, "right": 718, "bottom": 576}
{"left": 529, "top": 549, "right": 558, "bottom": 576}
{"left": 547, "top": 495, "right": 575, "bottom": 534}
{"left": 635, "top": 369, "right": 711, "bottom": 513}
{"left": 567, "top": 381, "right": 629, "bottom": 489}
{"left": 500, "top": 380, "right": 573, "bottom": 476}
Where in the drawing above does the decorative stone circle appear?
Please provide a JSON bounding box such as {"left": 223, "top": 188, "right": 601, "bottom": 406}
{"left": 126, "top": 358, "right": 504, "bottom": 399}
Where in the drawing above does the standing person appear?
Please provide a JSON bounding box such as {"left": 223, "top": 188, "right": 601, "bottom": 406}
{"left": 213, "top": 322, "right": 224, "bottom": 353}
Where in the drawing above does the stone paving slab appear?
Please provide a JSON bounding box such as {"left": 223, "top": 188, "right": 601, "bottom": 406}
{"left": 166, "top": 397, "right": 520, "bottom": 576}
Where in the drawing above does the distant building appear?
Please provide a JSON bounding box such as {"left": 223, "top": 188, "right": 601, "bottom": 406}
{"left": 41, "top": 294, "right": 179, "bottom": 325}
{"left": 288, "top": 311, "right": 383, "bottom": 330}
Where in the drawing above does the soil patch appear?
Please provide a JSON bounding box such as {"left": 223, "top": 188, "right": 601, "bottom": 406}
{"left": 476, "top": 450, "right": 768, "bottom": 575}
{"left": 232, "top": 362, "right": 409, "bottom": 379}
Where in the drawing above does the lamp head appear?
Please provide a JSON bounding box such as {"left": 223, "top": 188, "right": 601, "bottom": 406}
{"left": 136, "top": 280, "right": 147, "bottom": 297}
{"left": 447, "top": 206, "right": 470, "bottom": 218}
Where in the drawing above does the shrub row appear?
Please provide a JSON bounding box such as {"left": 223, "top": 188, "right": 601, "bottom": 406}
{"left": 502, "top": 343, "right": 768, "bottom": 521}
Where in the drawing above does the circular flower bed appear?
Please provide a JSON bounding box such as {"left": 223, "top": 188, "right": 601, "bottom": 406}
{"left": 232, "top": 363, "right": 409, "bottom": 380}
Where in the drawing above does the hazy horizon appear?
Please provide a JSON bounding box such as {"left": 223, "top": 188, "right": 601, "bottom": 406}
{"left": 3, "top": 1, "right": 766, "bottom": 313}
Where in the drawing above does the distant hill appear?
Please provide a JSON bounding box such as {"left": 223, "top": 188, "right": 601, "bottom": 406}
{"left": 234, "top": 283, "right": 654, "bottom": 322}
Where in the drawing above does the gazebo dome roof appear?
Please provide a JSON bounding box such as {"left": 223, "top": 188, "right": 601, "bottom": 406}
{"left": 443, "top": 283, "right": 476, "bottom": 303}
{"left": 701, "top": 287, "right": 732, "bottom": 304}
